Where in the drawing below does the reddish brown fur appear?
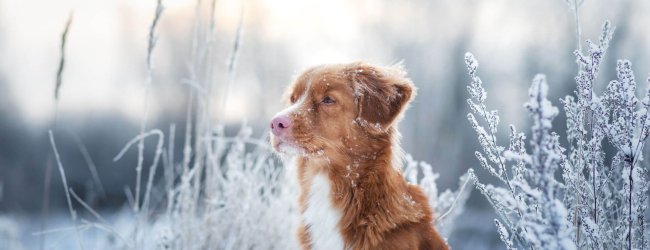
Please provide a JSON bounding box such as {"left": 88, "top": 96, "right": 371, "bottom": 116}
{"left": 271, "top": 62, "right": 449, "bottom": 250}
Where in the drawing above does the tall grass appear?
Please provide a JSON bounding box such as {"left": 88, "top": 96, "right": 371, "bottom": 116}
{"left": 37, "top": 1, "right": 471, "bottom": 249}
{"left": 40, "top": 11, "right": 74, "bottom": 250}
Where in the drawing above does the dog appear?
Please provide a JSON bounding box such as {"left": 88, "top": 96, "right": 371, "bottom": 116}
{"left": 270, "top": 62, "right": 448, "bottom": 250}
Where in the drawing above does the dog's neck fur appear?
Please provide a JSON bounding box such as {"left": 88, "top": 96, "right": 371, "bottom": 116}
{"left": 297, "top": 127, "right": 424, "bottom": 249}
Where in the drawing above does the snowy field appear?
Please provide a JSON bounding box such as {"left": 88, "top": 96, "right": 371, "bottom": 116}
{"left": 2, "top": 0, "right": 650, "bottom": 249}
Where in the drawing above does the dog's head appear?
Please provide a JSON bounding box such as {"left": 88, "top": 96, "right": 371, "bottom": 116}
{"left": 270, "top": 62, "right": 415, "bottom": 157}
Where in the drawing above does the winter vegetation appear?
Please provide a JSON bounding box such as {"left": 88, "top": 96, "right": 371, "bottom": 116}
{"left": 466, "top": 2, "right": 650, "bottom": 248}
{"left": 28, "top": 0, "right": 473, "bottom": 249}
{"left": 2, "top": 0, "right": 650, "bottom": 249}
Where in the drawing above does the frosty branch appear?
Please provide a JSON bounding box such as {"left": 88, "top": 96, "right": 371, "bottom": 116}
{"left": 466, "top": 20, "right": 650, "bottom": 250}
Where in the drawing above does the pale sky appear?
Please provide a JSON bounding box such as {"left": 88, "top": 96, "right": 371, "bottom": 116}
{"left": 1, "top": 0, "right": 648, "bottom": 127}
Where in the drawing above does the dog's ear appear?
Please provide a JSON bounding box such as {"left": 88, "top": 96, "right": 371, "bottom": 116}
{"left": 348, "top": 62, "right": 416, "bottom": 128}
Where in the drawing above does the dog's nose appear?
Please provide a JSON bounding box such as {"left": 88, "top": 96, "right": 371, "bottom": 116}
{"left": 271, "top": 115, "right": 292, "bottom": 136}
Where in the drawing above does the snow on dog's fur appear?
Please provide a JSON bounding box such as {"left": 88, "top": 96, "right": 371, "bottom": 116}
{"left": 270, "top": 62, "right": 448, "bottom": 250}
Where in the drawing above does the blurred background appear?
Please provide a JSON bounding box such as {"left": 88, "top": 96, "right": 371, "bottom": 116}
{"left": 1, "top": 0, "right": 649, "bottom": 248}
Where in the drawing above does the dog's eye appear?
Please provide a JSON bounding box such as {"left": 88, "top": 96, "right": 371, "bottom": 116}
{"left": 321, "top": 96, "right": 336, "bottom": 105}
{"left": 290, "top": 96, "right": 297, "bottom": 104}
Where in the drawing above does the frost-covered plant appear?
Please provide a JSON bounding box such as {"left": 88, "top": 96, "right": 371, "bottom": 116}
{"left": 466, "top": 20, "right": 650, "bottom": 250}
{"left": 466, "top": 53, "right": 574, "bottom": 249}
{"left": 152, "top": 126, "right": 299, "bottom": 250}
{"left": 562, "top": 21, "right": 649, "bottom": 249}
{"left": 43, "top": 1, "right": 472, "bottom": 249}
{"left": 403, "top": 155, "right": 474, "bottom": 237}
{"left": 0, "top": 216, "right": 22, "bottom": 250}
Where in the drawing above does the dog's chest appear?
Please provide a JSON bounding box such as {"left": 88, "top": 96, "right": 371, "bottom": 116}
{"left": 303, "top": 174, "right": 345, "bottom": 250}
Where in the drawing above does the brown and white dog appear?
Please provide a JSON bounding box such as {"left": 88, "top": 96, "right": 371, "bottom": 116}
{"left": 270, "top": 62, "right": 448, "bottom": 250}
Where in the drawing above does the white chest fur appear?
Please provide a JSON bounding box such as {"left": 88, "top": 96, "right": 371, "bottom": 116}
{"left": 303, "top": 174, "right": 345, "bottom": 250}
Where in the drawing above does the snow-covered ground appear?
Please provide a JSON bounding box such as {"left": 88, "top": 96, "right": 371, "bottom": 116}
{"left": 2, "top": 207, "right": 503, "bottom": 250}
